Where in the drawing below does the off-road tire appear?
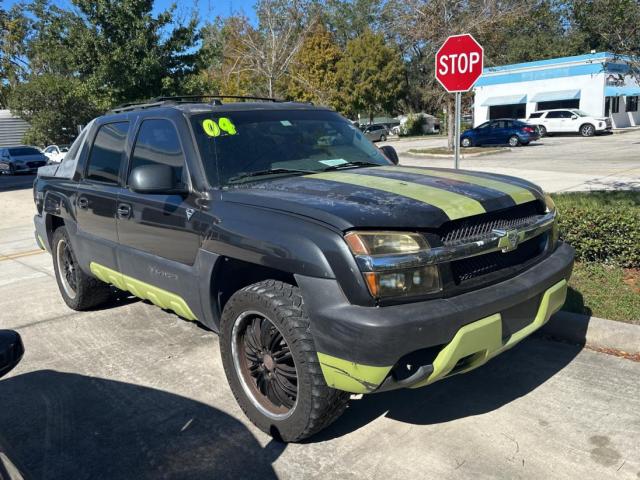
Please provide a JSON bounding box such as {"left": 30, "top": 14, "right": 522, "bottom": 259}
{"left": 52, "top": 226, "right": 112, "bottom": 310}
{"left": 220, "top": 280, "right": 349, "bottom": 442}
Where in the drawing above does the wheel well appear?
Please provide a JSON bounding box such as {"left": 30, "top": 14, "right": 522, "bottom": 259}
{"left": 580, "top": 123, "right": 595, "bottom": 130}
{"left": 46, "top": 215, "right": 65, "bottom": 244}
{"left": 212, "top": 257, "right": 297, "bottom": 318}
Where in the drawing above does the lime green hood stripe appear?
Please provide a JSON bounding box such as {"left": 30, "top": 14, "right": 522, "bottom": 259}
{"left": 378, "top": 166, "right": 537, "bottom": 205}
{"left": 90, "top": 262, "right": 197, "bottom": 321}
{"left": 306, "top": 171, "right": 485, "bottom": 220}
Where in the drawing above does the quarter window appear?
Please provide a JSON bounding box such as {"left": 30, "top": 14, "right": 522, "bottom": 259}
{"left": 86, "top": 122, "right": 129, "bottom": 184}
{"left": 129, "top": 119, "right": 186, "bottom": 186}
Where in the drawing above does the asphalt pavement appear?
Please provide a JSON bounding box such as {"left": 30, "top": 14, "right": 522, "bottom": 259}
{"left": 1, "top": 136, "right": 639, "bottom": 479}
{"left": 383, "top": 129, "right": 640, "bottom": 192}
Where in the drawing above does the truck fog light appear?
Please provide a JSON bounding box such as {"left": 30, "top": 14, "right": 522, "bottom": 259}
{"left": 364, "top": 265, "right": 441, "bottom": 299}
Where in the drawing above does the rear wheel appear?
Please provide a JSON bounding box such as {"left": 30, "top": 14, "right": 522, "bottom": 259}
{"left": 52, "top": 227, "right": 112, "bottom": 310}
{"left": 580, "top": 123, "right": 595, "bottom": 137}
{"left": 461, "top": 137, "right": 472, "bottom": 148}
{"left": 508, "top": 135, "right": 520, "bottom": 147}
{"left": 537, "top": 125, "right": 547, "bottom": 137}
{"left": 220, "top": 280, "right": 349, "bottom": 442}
{"left": 379, "top": 134, "right": 387, "bottom": 142}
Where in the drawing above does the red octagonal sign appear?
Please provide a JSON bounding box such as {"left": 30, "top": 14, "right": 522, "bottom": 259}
{"left": 435, "top": 34, "right": 484, "bottom": 93}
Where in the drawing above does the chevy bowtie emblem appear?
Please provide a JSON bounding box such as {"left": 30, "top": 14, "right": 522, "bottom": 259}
{"left": 186, "top": 208, "right": 195, "bottom": 221}
{"left": 493, "top": 228, "right": 521, "bottom": 253}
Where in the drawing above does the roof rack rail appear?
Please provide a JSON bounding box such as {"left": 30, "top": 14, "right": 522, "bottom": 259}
{"left": 108, "top": 95, "right": 281, "bottom": 114}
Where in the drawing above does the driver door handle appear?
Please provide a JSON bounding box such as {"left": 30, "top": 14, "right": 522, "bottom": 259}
{"left": 117, "top": 204, "right": 132, "bottom": 219}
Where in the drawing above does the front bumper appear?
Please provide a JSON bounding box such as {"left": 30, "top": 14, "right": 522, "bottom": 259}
{"left": 297, "top": 242, "right": 574, "bottom": 394}
{"left": 34, "top": 214, "right": 51, "bottom": 252}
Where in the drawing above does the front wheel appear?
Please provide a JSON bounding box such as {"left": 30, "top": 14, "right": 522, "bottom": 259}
{"left": 220, "top": 280, "right": 349, "bottom": 442}
{"left": 508, "top": 135, "right": 520, "bottom": 147}
{"left": 461, "top": 137, "right": 472, "bottom": 148}
{"left": 580, "top": 123, "right": 595, "bottom": 137}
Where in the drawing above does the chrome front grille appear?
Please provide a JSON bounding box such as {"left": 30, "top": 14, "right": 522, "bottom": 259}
{"left": 442, "top": 214, "right": 540, "bottom": 246}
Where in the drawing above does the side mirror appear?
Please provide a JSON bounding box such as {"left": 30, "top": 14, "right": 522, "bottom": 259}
{"left": 0, "top": 330, "right": 24, "bottom": 378}
{"left": 571, "top": 115, "right": 578, "bottom": 120}
{"left": 380, "top": 145, "right": 399, "bottom": 165}
{"left": 129, "top": 164, "right": 188, "bottom": 195}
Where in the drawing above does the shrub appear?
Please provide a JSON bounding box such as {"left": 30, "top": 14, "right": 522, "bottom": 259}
{"left": 552, "top": 191, "right": 640, "bottom": 268}
{"left": 399, "top": 114, "right": 426, "bottom": 136}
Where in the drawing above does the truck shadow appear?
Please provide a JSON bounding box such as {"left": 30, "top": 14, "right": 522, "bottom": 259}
{"left": 0, "top": 371, "right": 285, "bottom": 480}
{"left": 312, "top": 337, "right": 584, "bottom": 442}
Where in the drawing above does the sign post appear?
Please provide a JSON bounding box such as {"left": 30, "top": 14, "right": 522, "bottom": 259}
{"left": 435, "top": 34, "right": 484, "bottom": 169}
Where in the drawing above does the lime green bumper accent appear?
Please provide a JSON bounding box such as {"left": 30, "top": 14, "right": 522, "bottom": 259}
{"left": 411, "top": 279, "right": 567, "bottom": 388}
{"left": 89, "top": 263, "right": 197, "bottom": 321}
{"left": 317, "top": 352, "right": 392, "bottom": 394}
{"left": 318, "top": 280, "right": 567, "bottom": 393}
{"left": 36, "top": 235, "right": 46, "bottom": 250}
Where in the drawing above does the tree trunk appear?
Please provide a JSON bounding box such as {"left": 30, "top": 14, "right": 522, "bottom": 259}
{"left": 369, "top": 112, "right": 374, "bottom": 124}
{"left": 446, "top": 95, "right": 454, "bottom": 151}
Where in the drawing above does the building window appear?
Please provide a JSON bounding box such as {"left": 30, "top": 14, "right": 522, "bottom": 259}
{"left": 605, "top": 96, "right": 620, "bottom": 116}
{"left": 488, "top": 103, "right": 526, "bottom": 120}
{"left": 537, "top": 99, "right": 580, "bottom": 111}
{"left": 627, "top": 96, "right": 638, "bottom": 112}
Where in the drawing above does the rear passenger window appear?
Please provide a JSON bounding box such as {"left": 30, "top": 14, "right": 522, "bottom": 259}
{"left": 546, "top": 112, "right": 562, "bottom": 119}
{"left": 86, "top": 122, "right": 129, "bottom": 183}
{"left": 129, "top": 119, "right": 186, "bottom": 185}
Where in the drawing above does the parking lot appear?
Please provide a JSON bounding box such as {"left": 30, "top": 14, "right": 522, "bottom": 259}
{"left": 1, "top": 133, "right": 639, "bottom": 479}
{"left": 387, "top": 129, "right": 640, "bottom": 192}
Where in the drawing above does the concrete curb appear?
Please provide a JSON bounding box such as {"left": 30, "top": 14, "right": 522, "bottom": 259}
{"left": 405, "top": 148, "right": 509, "bottom": 159}
{"left": 540, "top": 310, "right": 640, "bottom": 354}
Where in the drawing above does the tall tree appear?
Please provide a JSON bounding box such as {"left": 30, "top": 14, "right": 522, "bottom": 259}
{"left": 286, "top": 24, "right": 341, "bottom": 107}
{"left": 221, "top": 0, "right": 310, "bottom": 97}
{"left": 571, "top": 0, "right": 640, "bottom": 81}
{"left": 320, "top": 0, "right": 385, "bottom": 46}
{"left": 0, "top": 2, "right": 28, "bottom": 106}
{"left": 8, "top": 74, "right": 102, "bottom": 144}
{"left": 335, "top": 29, "right": 405, "bottom": 122}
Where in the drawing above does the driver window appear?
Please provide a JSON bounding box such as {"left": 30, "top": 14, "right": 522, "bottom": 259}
{"left": 129, "top": 119, "right": 186, "bottom": 187}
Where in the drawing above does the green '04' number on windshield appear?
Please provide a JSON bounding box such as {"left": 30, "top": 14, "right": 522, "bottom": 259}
{"left": 202, "top": 117, "right": 237, "bottom": 137}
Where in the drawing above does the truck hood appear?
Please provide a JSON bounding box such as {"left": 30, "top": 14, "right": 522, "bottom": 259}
{"left": 221, "top": 166, "right": 545, "bottom": 230}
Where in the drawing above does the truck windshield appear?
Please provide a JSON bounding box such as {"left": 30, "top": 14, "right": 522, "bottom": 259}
{"left": 190, "top": 109, "right": 391, "bottom": 186}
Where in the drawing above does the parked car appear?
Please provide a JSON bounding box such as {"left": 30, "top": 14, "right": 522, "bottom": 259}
{"left": 362, "top": 124, "right": 389, "bottom": 142}
{"left": 0, "top": 146, "right": 48, "bottom": 175}
{"left": 526, "top": 109, "right": 612, "bottom": 137}
{"left": 34, "top": 96, "right": 573, "bottom": 442}
{"left": 43, "top": 144, "right": 71, "bottom": 164}
{"left": 461, "top": 119, "right": 540, "bottom": 147}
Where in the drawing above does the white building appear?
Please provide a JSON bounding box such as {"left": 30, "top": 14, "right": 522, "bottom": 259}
{"left": 473, "top": 52, "right": 640, "bottom": 129}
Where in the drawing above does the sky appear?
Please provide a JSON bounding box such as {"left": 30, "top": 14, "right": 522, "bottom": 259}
{"left": 2, "top": 0, "right": 258, "bottom": 24}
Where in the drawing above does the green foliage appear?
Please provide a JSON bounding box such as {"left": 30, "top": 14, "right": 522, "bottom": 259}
{"left": 8, "top": 74, "right": 102, "bottom": 145}
{"left": 399, "top": 114, "right": 425, "bottom": 136}
{"left": 286, "top": 24, "right": 341, "bottom": 107}
{"left": 552, "top": 191, "right": 640, "bottom": 268}
{"left": 335, "top": 29, "right": 405, "bottom": 121}
{"left": 564, "top": 262, "right": 640, "bottom": 323}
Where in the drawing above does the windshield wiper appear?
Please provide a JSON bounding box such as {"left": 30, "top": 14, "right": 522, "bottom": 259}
{"left": 321, "top": 161, "right": 380, "bottom": 172}
{"left": 228, "top": 168, "right": 315, "bottom": 184}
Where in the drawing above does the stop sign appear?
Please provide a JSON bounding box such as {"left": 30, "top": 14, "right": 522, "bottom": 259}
{"left": 435, "top": 34, "right": 484, "bottom": 92}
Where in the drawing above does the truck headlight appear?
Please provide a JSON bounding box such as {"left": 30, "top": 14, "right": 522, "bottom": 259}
{"left": 345, "top": 231, "right": 442, "bottom": 299}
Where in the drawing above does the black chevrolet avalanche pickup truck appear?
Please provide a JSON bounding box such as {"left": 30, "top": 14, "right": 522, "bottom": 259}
{"left": 33, "top": 97, "right": 574, "bottom": 441}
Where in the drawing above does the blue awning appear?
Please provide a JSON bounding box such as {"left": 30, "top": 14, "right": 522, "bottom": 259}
{"left": 605, "top": 86, "right": 640, "bottom": 97}
{"left": 481, "top": 94, "right": 527, "bottom": 107}
{"left": 530, "top": 89, "right": 581, "bottom": 102}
